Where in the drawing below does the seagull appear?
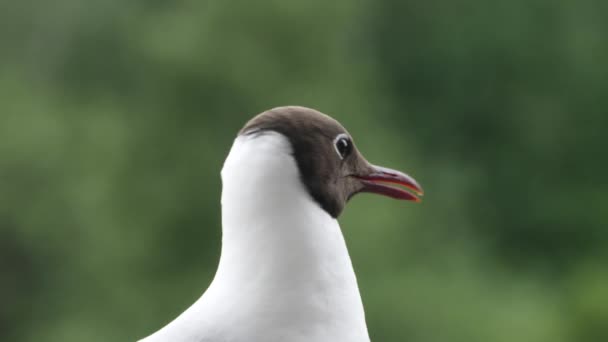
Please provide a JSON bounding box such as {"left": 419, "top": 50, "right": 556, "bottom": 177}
{"left": 139, "top": 106, "right": 423, "bottom": 342}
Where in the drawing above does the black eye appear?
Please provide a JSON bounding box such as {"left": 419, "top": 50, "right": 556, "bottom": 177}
{"left": 334, "top": 134, "right": 352, "bottom": 159}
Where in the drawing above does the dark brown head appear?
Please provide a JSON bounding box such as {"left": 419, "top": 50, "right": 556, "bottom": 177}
{"left": 240, "top": 106, "right": 423, "bottom": 218}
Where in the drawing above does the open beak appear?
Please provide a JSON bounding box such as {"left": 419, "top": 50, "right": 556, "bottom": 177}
{"left": 354, "top": 165, "right": 424, "bottom": 202}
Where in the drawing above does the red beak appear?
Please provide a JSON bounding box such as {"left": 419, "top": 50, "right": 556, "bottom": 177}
{"left": 354, "top": 165, "right": 424, "bottom": 202}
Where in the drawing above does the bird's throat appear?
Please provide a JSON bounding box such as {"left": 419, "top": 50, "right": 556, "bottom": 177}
{"left": 207, "top": 132, "right": 370, "bottom": 339}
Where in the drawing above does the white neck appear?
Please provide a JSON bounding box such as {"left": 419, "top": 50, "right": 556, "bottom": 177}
{"left": 140, "top": 132, "right": 369, "bottom": 342}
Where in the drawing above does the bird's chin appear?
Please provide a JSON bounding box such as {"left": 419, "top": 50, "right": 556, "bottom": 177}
{"left": 353, "top": 164, "right": 423, "bottom": 202}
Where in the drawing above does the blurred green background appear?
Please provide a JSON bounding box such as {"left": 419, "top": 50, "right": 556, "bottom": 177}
{"left": 1, "top": 0, "right": 607, "bottom": 341}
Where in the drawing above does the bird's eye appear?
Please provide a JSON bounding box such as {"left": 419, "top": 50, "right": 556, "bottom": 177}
{"left": 334, "top": 134, "right": 352, "bottom": 159}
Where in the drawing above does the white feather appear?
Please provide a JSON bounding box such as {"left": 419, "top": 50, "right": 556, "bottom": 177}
{"left": 140, "top": 132, "right": 370, "bottom": 342}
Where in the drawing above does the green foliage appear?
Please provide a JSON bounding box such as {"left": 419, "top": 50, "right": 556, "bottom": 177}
{"left": 1, "top": 1, "right": 606, "bottom": 341}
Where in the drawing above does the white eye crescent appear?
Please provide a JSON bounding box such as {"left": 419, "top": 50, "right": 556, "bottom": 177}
{"left": 333, "top": 133, "right": 352, "bottom": 159}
